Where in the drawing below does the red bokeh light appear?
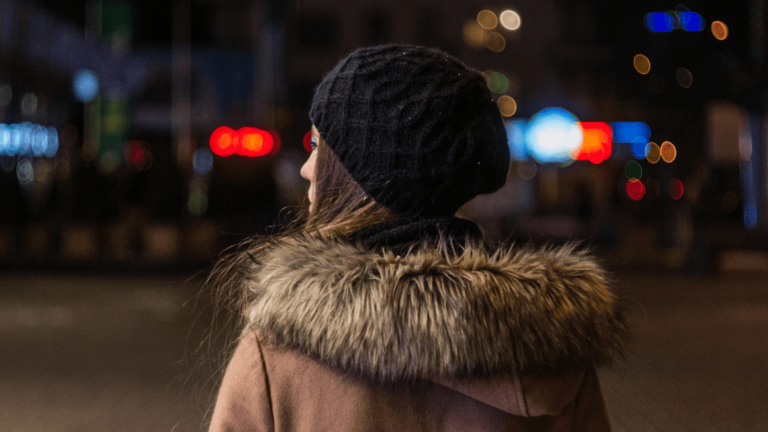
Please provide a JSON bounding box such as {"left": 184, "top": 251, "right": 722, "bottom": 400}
{"left": 669, "top": 179, "right": 684, "bottom": 200}
{"left": 267, "top": 130, "right": 281, "bottom": 156}
{"left": 210, "top": 126, "right": 237, "bottom": 156}
{"left": 209, "top": 126, "right": 277, "bottom": 158}
{"left": 123, "top": 140, "right": 153, "bottom": 171}
{"left": 575, "top": 122, "right": 612, "bottom": 164}
{"left": 303, "top": 131, "right": 313, "bottom": 152}
{"left": 236, "top": 127, "right": 273, "bottom": 157}
{"left": 626, "top": 178, "right": 645, "bottom": 200}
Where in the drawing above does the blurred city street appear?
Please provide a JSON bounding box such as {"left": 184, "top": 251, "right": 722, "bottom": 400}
{"left": 0, "top": 273, "right": 225, "bottom": 432}
{"left": 1, "top": 268, "right": 766, "bottom": 431}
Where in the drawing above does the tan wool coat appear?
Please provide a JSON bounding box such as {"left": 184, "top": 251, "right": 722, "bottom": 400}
{"left": 209, "top": 237, "right": 629, "bottom": 432}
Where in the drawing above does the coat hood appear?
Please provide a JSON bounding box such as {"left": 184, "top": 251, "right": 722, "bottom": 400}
{"left": 243, "top": 235, "right": 629, "bottom": 388}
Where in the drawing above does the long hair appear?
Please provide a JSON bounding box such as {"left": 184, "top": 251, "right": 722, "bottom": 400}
{"left": 306, "top": 136, "right": 396, "bottom": 236}
{"left": 197, "top": 135, "right": 396, "bottom": 421}
{"left": 203, "top": 133, "right": 396, "bottom": 345}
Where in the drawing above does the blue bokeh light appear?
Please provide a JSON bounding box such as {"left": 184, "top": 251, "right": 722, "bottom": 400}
{"left": 0, "top": 122, "right": 59, "bottom": 157}
{"left": 73, "top": 69, "right": 99, "bottom": 102}
{"left": 678, "top": 12, "right": 705, "bottom": 31}
{"left": 744, "top": 205, "right": 757, "bottom": 230}
{"left": 45, "top": 127, "right": 59, "bottom": 157}
{"left": 645, "top": 13, "right": 675, "bottom": 32}
{"left": 630, "top": 142, "right": 647, "bottom": 159}
{"left": 193, "top": 147, "right": 214, "bottom": 175}
{"left": 524, "top": 108, "right": 583, "bottom": 164}
{"left": 505, "top": 120, "right": 529, "bottom": 160}
{"left": 612, "top": 122, "right": 651, "bottom": 144}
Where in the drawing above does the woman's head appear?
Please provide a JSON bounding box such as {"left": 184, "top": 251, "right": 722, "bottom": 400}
{"left": 308, "top": 44, "right": 510, "bottom": 219}
{"left": 300, "top": 125, "right": 395, "bottom": 236}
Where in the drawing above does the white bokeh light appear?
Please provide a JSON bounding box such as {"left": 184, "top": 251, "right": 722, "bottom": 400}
{"left": 499, "top": 10, "right": 521, "bottom": 31}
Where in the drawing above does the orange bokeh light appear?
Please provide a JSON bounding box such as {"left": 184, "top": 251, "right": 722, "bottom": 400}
{"left": 575, "top": 122, "right": 613, "bottom": 164}
{"left": 711, "top": 21, "right": 728, "bottom": 40}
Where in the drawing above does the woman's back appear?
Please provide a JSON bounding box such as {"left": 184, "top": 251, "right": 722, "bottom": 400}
{"left": 208, "top": 44, "right": 629, "bottom": 432}
{"left": 210, "top": 237, "right": 627, "bottom": 431}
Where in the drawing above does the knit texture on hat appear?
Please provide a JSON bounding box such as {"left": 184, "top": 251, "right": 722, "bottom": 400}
{"left": 310, "top": 44, "right": 510, "bottom": 217}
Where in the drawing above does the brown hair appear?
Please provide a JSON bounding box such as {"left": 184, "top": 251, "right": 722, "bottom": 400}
{"left": 305, "top": 136, "right": 396, "bottom": 236}
{"left": 197, "top": 135, "right": 396, "bottom": 421}
{"left": 202, "top": 134, "right": 395, "bottom": 349}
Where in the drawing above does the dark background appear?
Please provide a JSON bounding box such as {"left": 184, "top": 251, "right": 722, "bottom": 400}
{"left": 1, "top": 0, "right": 767, "bottom": 430}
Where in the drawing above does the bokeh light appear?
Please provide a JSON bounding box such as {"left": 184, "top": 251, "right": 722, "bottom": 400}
{"left": 210, "top": 126, "right": 237, "bottom": 157}
{"left": 645, "top": 178, "right": 660, "bottom": 199}
{"left": 740, "top": 128, "right": 752, "bottom": 161}
{"left": 0, "top": 85, "right": 11, "bottom": 106}
{"left": 0, "top": 122, "right": 58, "bottom": 157}
{"left": 485, "top": 32, "right": 506, "bottom": 52}
{"left": 625, "top": 160, "right": 642, "bottom": 180}
{"left": 505, "top": 119, "right": 527, "bottom": 160}
{"left": 487, "top": 71, "right": 509, "bottom": 93}
{"left": 73, "top": 69, "right": 99, "bottom": 102}
{"left": 626, "top": 178, "right": 645, "bottom": 200}
{"left": 499, "top": 10, "right": 521, "bottom": 30}
{"left": 21, "top": 93, "right": 38, "bottom": 116}
{"left": 477, "top": 10, "right": 498, "bottom": 30}
{"left": 669, "top": 179, "right": 684, "bottom": 200}
{"left": 97, "top": 151, "right": 120, "bottom": 175}
{"left": 678, "top": 12, "right": 705, "bottom": 31}
{"left": 193, "top": 147, "right": 214, "bottom": 176}
{"left": 722, "top": 190, "right": 738, "bottom": 212}
{"left": 575, "top": 122, "right": 612, "bottom": 164}
{"left": 497, "top": 96, "right": 517, "bottom": 117}
{"left": 645, "top": 142, "right": 661, "bottom": 163}
{"left": 711, "top": 21, "right": 728, "bottom": 40}
{"left": 744, "top": 205, "right": 757, "bottom": 230}
{"left": 630, "top": 142, "right": 646, "bottom": 159}
{"left": 660, "top": 141, "right": 677, "bottom": 162}
{"left": 34, "top": 159, "right": 50, "bottom": 182}
{"left": 237, "top": 127, "right": 273, "bottom": 157}
{"left": 17, "top": 158, "right": 33, "bottom": 185}
{"left": 463, "top": 20, "right": 486, "bottom": 48}
{"left": 44, "top": 127, "right": 59, "bottom": 157}
{"left": 210, "top": 126, "right": 274, "bottom": 158}
{"left": 123, "top": 140, "right": 153, "bottom": 171}
{"left": 676, "top": 67, "right": 693, "bottom": 88}
{"left": 524, "top": 107, "right": 582, "bottom": 164}
{"left": 645, "top": 12, "right": 675, "bottom": 32}
{"left": 303, "top": 131, "right": 313, "bottom": 152}
{"left": 633, "top": 54, "right": 651, "bottom": 75}
{"left": 268, "top": 130, "right": 281, "bottom": 156}
{"left": 612, "top": 122, "right": 651, "bottom": 156}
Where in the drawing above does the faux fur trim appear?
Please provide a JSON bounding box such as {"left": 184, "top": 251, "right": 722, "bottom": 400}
{"left": 243, "top": 236, "right": 629, "bottom": 383}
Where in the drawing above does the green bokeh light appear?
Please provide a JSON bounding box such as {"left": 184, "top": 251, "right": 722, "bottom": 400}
{"left": 488, "top": 72, "right": 509, "bottom": 93}
{"left": 625, "top": 160, "right": 642, "bottom": 180}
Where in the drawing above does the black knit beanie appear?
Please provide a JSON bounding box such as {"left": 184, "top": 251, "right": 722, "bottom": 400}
{"left": 310, "top": 44, "right": 510, "bottom": 218}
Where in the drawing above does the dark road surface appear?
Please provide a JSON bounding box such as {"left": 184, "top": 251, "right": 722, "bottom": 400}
{"left": 1, "top": 270, "right": 766, "bottom": 431}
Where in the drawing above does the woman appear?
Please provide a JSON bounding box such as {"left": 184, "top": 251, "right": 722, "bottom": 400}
{"left": 208, "top": 44, "right": 629, "bottom": 432}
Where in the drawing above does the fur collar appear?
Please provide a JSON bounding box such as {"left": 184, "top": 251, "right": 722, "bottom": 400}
{"left": 244, "top": 235, "right": 629, "bottom": 383}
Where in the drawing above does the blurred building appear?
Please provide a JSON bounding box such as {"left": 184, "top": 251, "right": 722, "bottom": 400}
{"left": 1, "top": 0, "right": 767, "bottom": 271}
